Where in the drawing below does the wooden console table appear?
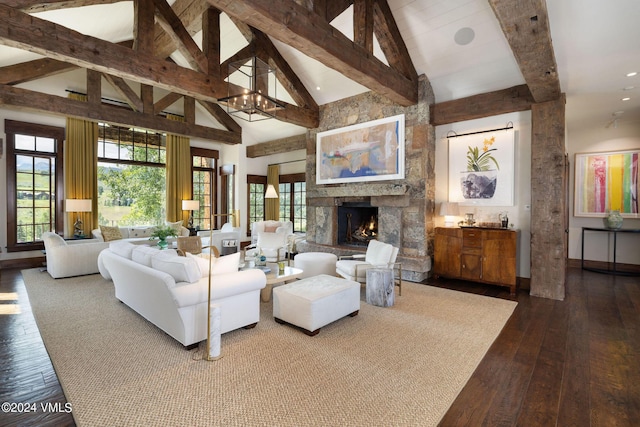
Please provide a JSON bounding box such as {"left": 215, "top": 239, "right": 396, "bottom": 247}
{"left": 581, "top": 227, "right": 640, "bottom": 276}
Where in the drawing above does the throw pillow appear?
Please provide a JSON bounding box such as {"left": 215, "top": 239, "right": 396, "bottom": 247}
{"left": 263, "top": 224, "right": 279, "bottom": 233}
{"left": 100, "top": 225, "right": 123, "bottom": 242}
{"left": 131, "top": 245, "right": 161, "bottom": 267}
{"left": 109, "top": 241, "right": 136, "bottom": 259}
{"left": 151, "top": 252, "right": 200, "bottom": 284}
{"left": 128, "top": 227, "right": 154, "bottom": 238}
{"left": 190, "top": 252, "right": 240, "bottom": 277}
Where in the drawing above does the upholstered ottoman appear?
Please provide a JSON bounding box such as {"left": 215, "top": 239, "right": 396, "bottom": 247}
{"left": 273, "top": 274, "right": 360, "bottom": 336}
{"left": 294, "top": 252, "right": 338, "bottom": 279}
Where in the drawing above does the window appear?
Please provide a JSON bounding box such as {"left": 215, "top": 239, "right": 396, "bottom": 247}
{"left": 97, "top": 124, "right": 166, "bottom": 226}
{"left": 192, "top": 148, "right": 218, "bottom": 230}
{"left": 247, "top": 175, "right": 267, "bottom": 235}
{"left": 279, "top": 173, "right": 306, "bottom": 232}
{"left": 5, "top": 120, "right": 64, "bottom": 251}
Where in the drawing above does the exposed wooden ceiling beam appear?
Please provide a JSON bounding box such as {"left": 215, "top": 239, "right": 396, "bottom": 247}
{"left": 152, "top": 0, "right": 208, "bottom": 72}
{"left": 0, "top": 83, "right": 242, "bottom": 144}
{"left": 0, "top": 3, "right": 225, "bottom": 102}
{"left": 430, "top": 84, "right": 535, "bottom": 126}
{"left": 102, "top": 74, "right": 144, "bottom": 112}
{"left": 373, "top": 0, "right": 418, "bottom": 82}
{"left": 489, "top": 0, "right": 561, "bottom": 103}
{"left": 10, "top": 0, "right": 119, "bottom": 13}
{"left": 0, "top": 58, "right": 76, "bottom": 85}
{"left": 246, "top": 133, "right": 307, "bottom": 158}
{"left": 153, "top": 0, "right": 209, "bottom": 60}
{"left": 207, "top": 0, "right": 418, "bottom": 106}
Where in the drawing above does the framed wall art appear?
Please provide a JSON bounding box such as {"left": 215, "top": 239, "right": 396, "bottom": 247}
{"left": 448, "top": 128, "right": 515, "bottom": 206}
{"left": 574, "top": 149, "right": 639, "bottom": 218}
{"left": 316, "top": 114, "right": 405, "bottom": 185}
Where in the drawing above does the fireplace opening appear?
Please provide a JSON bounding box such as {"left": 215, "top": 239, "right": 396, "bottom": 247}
{"left": 338, "top": 203, "right": 378, "bottom": 246}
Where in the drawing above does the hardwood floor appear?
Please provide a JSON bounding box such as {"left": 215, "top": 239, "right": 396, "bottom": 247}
{"left": 0, "top": 266, "right": 638, "bottom": 426}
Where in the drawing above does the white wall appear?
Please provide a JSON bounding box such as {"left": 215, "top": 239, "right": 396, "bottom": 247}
{"left": 435, "top": 111, "right": 532, "bottom": 278}
{"left": 566, "top": 120, "right": 640, "bottom": 265}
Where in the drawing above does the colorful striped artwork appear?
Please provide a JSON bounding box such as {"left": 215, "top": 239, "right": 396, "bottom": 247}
{"left": 574, "top": 150, "right": 639, "bottom": 217}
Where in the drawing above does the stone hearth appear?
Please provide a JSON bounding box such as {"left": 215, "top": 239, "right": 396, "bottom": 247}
{"left": 298, "top": 76, "right": 436, "bottom": 282}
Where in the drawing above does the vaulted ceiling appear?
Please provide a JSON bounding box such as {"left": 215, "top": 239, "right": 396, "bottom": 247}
{"left": 0, "top": 0, "right": 638, "bottom": 145}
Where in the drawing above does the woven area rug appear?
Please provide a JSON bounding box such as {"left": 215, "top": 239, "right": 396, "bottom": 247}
{"left": 22, "top": 268, "right": 517, "bottom": 427}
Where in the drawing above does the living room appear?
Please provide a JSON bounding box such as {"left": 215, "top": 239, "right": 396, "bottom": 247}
{"left": 1, "top": 1, "right": 639, "bottom": 425}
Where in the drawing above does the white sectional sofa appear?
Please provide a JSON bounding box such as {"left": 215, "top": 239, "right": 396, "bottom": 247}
{"left": 91, "top": 224, "right": 189, "bottom": 244}
{"left": 97, "top": 242, "right": 266, "bottom": 348}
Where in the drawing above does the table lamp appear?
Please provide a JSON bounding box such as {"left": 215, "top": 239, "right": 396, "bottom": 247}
{"left": 66, "top": 199, "right": 92, "bottom": 237}
{"left": 439, "top": 202, "right": 459, "bottom": 227}
{"left": 182, "top": 200, "right": 200, "bottom": 228}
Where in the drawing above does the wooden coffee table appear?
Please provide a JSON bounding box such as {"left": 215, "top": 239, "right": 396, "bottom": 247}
{"left": 261, "top": 266, "right": 303, "bottom": 302}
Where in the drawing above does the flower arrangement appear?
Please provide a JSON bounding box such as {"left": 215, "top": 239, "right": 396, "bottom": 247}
{"left": 150, "top": 225, "right": 178, "bottom": 240}
{"left": 466, "top": 136, "right": 500, "bottom": 172}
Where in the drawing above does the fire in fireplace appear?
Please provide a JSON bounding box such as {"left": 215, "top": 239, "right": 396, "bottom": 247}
{"left": 337, "top": 203, "right": 378, "bottom": 246}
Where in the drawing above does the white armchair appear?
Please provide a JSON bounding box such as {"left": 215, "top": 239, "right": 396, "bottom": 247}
{"left": 41, "top": 232, "right": 110, "bottom": 278}
{"left": 336, "top": 239, "right": 402, "bottom": 295}
{"left": 245, "top": 230, "right": 289, "bottom": 263}
{"left": 250, "top": 220, "right": 293, "bottom": 245}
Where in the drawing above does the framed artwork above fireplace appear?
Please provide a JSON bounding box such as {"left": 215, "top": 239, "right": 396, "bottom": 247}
{"left": 316, "top": 114, "right": 405, "bottom": 185}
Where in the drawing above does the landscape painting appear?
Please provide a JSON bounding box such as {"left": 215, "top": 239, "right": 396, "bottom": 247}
{"left": 316, "top": 114, "right": 405, "bottom": 185}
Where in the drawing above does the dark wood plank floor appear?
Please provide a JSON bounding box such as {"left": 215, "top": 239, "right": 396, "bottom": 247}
{"left": 0, "top": 266, "right": 638, "bottom": 426}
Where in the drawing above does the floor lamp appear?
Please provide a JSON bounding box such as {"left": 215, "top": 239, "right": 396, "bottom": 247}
{"left": 205, "top": 213, "right": 222, "bottom": 362}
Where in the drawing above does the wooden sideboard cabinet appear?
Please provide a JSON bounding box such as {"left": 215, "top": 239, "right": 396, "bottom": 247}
{"left": 433, "top": 227, "right": 518, "bottom": 294}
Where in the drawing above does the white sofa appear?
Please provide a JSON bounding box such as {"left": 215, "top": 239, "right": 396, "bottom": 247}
{"left": 42, "top": 232, "right": 110, "bottom": 279}
{"left": 97, "top": 242, "right": 266, "bottom": 348}
{"left": 91, "top": 224, "right": 189, "bottom": 245}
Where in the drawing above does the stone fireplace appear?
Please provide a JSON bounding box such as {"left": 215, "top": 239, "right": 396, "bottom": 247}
{"left": 337, "top": 202, "right": 378, "bottom": 246}
{"left": 298, "top": 76, "right": 436, "bottom": 282}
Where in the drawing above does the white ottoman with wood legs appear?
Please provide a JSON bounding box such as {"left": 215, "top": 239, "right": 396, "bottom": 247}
{"left": 273, "top": 274, "right": 360, "bottom": 336}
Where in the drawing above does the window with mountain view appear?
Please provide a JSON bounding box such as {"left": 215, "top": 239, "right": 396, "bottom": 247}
{"left": 5, "top": 120, "right": 64, "bottom": 251}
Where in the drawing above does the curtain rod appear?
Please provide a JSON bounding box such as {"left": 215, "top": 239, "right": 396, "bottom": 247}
{"left": 64, "top": 89, "right": 183, "bottom": 118}
{"left": 446, "top": 122, "right": 513, "bottom": 139}
{"left": 269, "top": 159, "right": 306, "bottom": 166}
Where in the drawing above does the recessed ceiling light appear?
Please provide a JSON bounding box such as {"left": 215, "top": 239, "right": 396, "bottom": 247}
{"left": 622, "top": 97, "right": 631, "bottom": 101}
{"left": 454, "top": 27, "right": 475, "bottom": 46}
{"left": 623, "top": 86, "right": 635, "bottom": 91}
{"left": 316, "top": 86, "right": 321, "bottom": 91}
{"left": 627, "top": 72, "right": 638, "bottom": 77}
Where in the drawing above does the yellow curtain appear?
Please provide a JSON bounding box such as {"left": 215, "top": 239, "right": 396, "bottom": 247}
{"left": 165, "top": 114, "right": 191, "bottom": 225}
{"left": 65, "top": 93, "right": 98, "bottom": 237}
{"left": 265, "top": 164, "right": 280, "bottom": 221}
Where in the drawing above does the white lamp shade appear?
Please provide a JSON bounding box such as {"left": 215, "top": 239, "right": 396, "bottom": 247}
{"left": 264, "top": 184, "right": 278, "bottom": 199}
{"left": 182, "top": 200, "right": 200, "bottom": 211}
{"left": 439, "top": 202, "right": 459, "bottom": 216}
{"left": 66, "top": 199, "right": 92, "bottom": 213}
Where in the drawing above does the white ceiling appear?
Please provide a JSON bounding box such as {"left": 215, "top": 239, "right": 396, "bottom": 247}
{"left": 1, "top": 0, "right": 639, "bottom": 142}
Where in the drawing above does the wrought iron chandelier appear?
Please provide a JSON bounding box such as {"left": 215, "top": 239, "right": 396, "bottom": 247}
{"left": 219, "top": 56, "right": 285, "bottom": 122}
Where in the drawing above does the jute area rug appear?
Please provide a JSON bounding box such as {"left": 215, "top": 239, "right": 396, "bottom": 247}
{"left": 22, "top": 268, "right": 517, "bottom": 427}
